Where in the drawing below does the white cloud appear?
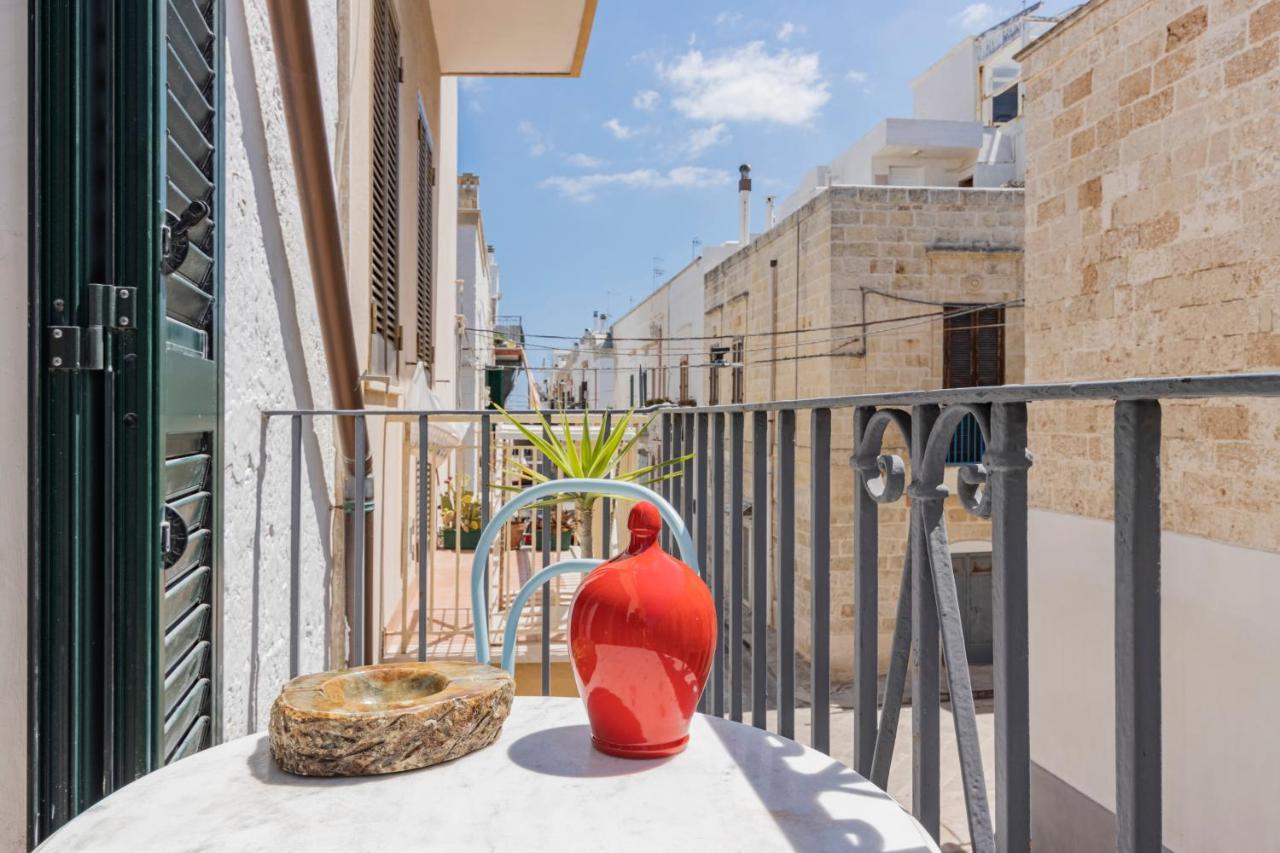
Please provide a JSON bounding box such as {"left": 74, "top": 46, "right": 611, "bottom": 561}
{"left": 603, "top": 117, "right": 637, "bottom": 139}
{"left": 713, "top": 11, "right": 743, "bottom": 27}
{"left": 459, "top": 77, "right": 488, "bottom": 93}
{"left": 562, "top": 152, "right": 605, "bottom": 169}
{"left": 776, "top": 21, "right": 805, "bottom": 42}
{"left": 846, "top": 69, "right": 872, "bottom": 95}
{"left": 517, "top": 120, "right": 550, "bottom": 157}
{"left": 683, "top": 123, "right": 732, "bottom": 157}
{"left": 658, "top": 42, "right": 830, "bottom": 125}
{"left": 954, "top": 3, "right": 997, "bottom": 32}
{"left": 632, "top": 89, "right": 661, "bottom": 111}
{"left": 541, "top": 166, "right": 731, "bottom": 203}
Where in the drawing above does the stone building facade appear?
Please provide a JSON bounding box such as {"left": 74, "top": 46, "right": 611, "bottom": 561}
{"left": 703, "top": 185, "right": 1024, "bottom": 678}
{"left": 1018, "top": 0, "right": 1280, "bottom": 848}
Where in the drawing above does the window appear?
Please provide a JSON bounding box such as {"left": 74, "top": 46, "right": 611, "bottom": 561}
{"left": 629, "top": 375, "right": 635, "bottom": 407}
{"left": 708, "top": 345, "right": 729, "bottom": 405}
{"left": 992, "top": 84, "right": 1019, "bottom": 123}
{"left": 370, "top": 0, "right": 400, "bottom": 365}
{"left": 730, "top": 337, "right": 745, "bottom": 403}
{"left": 944, "top": 305, "right": 1004, "bottom": 464}
{"left": 414, "top": 113, "right": 434, "bottom": 372}
{"left": 944, "top": 305, "right": 1005, "bottom": 388}
{"left": 679, "top": 357, "right": 690, "bottom": 403}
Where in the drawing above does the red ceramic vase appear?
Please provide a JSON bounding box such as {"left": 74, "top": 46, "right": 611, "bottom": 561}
{"left": 568, "top": 501, "right": 716, "bottom": 759}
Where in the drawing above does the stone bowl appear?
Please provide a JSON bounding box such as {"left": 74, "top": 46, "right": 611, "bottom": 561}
{"left": 269, "top": 661, "right": 514, "bottom": 776}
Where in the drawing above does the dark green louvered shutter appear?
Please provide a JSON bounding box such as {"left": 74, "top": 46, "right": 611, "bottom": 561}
{"left": 415, "top": 112, "right": 434, "bottom": 372}
{"left": 370, "top": 0, "right": 401, "bottom": 372}
{"left": 160, "top": 0, "right": 222, "bottom": 768}
{"left": 31, "top": 0, "right": 224, "bottom": 844}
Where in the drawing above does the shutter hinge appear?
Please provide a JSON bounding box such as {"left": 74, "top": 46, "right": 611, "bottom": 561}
{"left": 47, "top": 283, "right": 137, "bottom": 371}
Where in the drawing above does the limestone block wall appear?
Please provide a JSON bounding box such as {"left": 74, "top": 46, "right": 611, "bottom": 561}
{"left": 1019, "top": 1, "right": 1280, "bottom": 847}
{"left": 704, "top": 186, "right": 1024, "bottom": 679}
{"left": 1021, "top": 0, "right": 1280, "bottom": 543}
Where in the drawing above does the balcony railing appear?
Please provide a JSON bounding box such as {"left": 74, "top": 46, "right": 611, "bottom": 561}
{"left": 263, "top": 371, "right": 1280, "bottom": 853}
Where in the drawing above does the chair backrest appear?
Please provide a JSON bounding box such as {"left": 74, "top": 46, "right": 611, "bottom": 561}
{"left": 469, "top": 478, "right": 698, "bottom": 673}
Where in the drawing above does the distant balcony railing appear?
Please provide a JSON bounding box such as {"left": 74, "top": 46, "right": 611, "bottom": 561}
{"left": 263, "top": 371, "right": 1280, "bottom": 853}
{"left": 493, "top": 315, "right": 524, "bottom": 346}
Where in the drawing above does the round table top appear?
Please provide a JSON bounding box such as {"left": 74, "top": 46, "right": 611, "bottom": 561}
{"left": 40, "top": 697, "right": 938, "bottom": 853}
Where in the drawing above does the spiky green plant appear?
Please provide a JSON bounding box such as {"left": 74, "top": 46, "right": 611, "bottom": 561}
{"left": 493, "top": 405, "right": 691, "bottom": 557}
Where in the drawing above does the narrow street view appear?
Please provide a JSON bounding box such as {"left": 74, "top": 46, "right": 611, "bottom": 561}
{"left": 4, "top": 1, "right": 1279, "bottom": 851}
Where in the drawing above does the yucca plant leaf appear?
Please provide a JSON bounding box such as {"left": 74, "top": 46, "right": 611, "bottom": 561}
{"left": 494, "top": 404, "right": 571, "bottom": 471}
{"left": 586, "top": 409, "right": 635, "bottom": 477}
{"left": 558, "top": 409, "right": 583, "bottom": 476}
{"left": 616, "top": 453, "right": 694, "bottom": 483}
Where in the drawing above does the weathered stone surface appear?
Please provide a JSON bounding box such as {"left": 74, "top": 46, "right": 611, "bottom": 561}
{"left": 269, "top": 661, "right": 513, "bottom": 776}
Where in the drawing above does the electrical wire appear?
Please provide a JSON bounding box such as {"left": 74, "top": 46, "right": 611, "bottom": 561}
{"left": 467, "top": 300, "right": 1023, "bottom": 362}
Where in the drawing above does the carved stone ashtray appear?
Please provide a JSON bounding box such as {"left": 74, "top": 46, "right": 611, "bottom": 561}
{"left": 269, "top": 661, "right": 514, "bottom": 776}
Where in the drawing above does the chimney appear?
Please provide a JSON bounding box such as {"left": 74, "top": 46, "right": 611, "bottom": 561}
{"left": 765, "top": 194, "right": 776, "bottom": 228}
{"left": 738, "top": 163, "right": 752, "bottom": 245}
{"left": 459, "top": 172, "right": 480, "bottom": 210}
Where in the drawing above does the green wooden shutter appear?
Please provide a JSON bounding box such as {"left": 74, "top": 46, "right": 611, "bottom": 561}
{"left": 160, "top": 0, "right": 222, "bottom": 767}
{"left": 370, "top": 0, "right": 401, "bottom": 370}
{"left": 31, "top": 0, "right": 224, "bottom": 843}
{"left": 415, "top": 113, "right": 434, "bottom": 371}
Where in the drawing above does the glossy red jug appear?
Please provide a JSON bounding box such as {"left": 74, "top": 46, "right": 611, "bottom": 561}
{"left": 568, "top": 501, "right": 716, "bottom": 758}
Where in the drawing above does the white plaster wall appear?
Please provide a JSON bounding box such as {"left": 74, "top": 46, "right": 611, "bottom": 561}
{"left": 220, "top": 0, "right": 337, "bottom": 737}
{"left": 0, "top": 0, "right": 26, "bottom": 845}
{"left": 1029, "top": 509, "right": 1280, "bottom": 851}
{"left": 911, "top": 39, "right": 976, "bottom": 121}
{"left": 608, "top": 249, "right": 721, "bottom": 408}
{"left": 433, "top": 79, "right": 460, "bottom": 409}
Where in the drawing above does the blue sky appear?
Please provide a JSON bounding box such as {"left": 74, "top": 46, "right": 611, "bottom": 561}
{"left": 458, "top": 0, "right": 1075, "bottom": 361}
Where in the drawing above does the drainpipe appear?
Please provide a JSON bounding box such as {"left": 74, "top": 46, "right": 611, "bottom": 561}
{"left": 266, "top": 0, "right": 375, "bottom": 666}
{"left": 738, "top": 163, "right": 752, "bottom": 245}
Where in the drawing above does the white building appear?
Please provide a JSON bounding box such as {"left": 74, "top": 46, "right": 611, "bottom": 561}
{"left": 776, "top": 4, "right": 1059, "bottom": 220}
{"left": 606, "top": 244, "right": 738, "bottom": 409}
{"left": 547, "top": 313, "right": 614, "bottom": 409}
{"left": 457, "top": 172, "right": 501, "bottom": 412}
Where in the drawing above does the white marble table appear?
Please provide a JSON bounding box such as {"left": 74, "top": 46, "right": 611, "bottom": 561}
{"left": 39, "top": 697, "right": 938, "bottom": 852}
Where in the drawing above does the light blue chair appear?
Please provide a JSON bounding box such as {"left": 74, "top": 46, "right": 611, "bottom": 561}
{"left": 470, "top": 478, "right": 700, "bottom": 674}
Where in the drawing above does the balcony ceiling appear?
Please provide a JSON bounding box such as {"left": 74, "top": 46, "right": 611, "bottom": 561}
{"left": 430, "top": 0, "right": 596, "bottom": 77}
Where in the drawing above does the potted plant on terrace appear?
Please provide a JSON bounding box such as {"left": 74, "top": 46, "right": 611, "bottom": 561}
{"left": 440, "top": 483, "right": 483, "bottom": 551}
{"left": 493, "top": 406, "right": 691, "bottom": 558}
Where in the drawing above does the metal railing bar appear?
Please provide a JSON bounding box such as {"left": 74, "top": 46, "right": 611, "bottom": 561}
{"left": 924, "top": 500, "right": 995, "bottom": 851}
{"left": 261, "top": 370, "right": 1280, "bottom": 421}
{"left": 990, "top": 402, "right": 1031, "bottom": 853}
{"left": 1114, "top": 400, "right": 1162, "bottom": 853}
{"left": 289, "top": 414, "right": 302, "bottom": 678}
{"left": 600, "top": 411, "right": 612, "bottom": 558}
{"left": 352, "top": 414, "right": 367, "bottom": 666}
{"left": 777, "top": 409, "right": 796, "bottom": 739}
{"left": 852, "top": 407, "right": 877, "bottom": 774}
{"left": 712, "top": 412, "right": 726, "bottom": 717}
{"left": 869, "top": 544, "right": 913, "bottom": 790}
{"left": 418, "top": 415, "right": 429, "bottom": 663}
{"left": 481, "top": 414, "right": 491, "bottom": 614}
{"left": 910, "top": 404, "right": 940, "bottom": 839}
{"left": 662, "top": 414, "right": 673, "bottom": 553}
{"left": 695, "top": 412, "right": 710, "bottom": 715}
{"left": 810, "top": 408, "right": 831, "bottom": 754}
{"left": 730, "top": 412, "right": 745, "bottom": 723}
{"left": 540, "top": 451, "right": 553, "bottom": 697}
{"left": 751, "top": 411, "right": 769, "bottom": 730}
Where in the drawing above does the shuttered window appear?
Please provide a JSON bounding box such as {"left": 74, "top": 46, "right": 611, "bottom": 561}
{"left": 679, "top": 356, "right": 690, "bottom": 403}
{"left": 161, "top": 0, "right": 221, "bottom": 767}
{"left": 943, "top": 305, "right": 1004, "bottom": 388}
{"left": 370, "top": 0, "right": 400, "bottom": 349}
{"left": 415, "top": 114, "right": 434, "bottom": 368}
{"left": 943, "top": 305, "right": 1003, "bottom": 464}
{"left": 731, "top": 337, "right": 745, "bottom": 403}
